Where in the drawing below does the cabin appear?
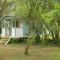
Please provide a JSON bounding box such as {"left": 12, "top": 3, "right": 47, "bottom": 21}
{"left": 0, "top": 16, "right": 29, "bottom": 38}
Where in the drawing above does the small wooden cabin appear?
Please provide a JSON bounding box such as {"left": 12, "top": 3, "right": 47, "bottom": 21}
{"left": 0, "top": 16, "right": 29, "bottom": 38}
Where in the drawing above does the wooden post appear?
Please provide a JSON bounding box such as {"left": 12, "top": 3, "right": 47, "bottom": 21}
{"left": 11, "top": 21, "right": 13, "bottom": 37}
{"left": 4, "top": 21, "right": 6, "bottom": 36}
{"left": 0, "top": 21, "right": 2, "bottom": 36}
{"left": 15, "top": 20, "right": 16, "bottom": 38}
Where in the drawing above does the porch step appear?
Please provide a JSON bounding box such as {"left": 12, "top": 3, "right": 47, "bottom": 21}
{"left": 0, "top": 36, "right": 11, "bottom": 45}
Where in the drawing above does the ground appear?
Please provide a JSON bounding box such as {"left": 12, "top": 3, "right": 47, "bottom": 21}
{"left": 0, "top": 44, "right": 60, "bottom": 60}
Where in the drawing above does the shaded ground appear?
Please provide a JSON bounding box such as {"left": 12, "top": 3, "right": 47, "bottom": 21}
{"left": 0, "top": 44, "right": 60, "bottom": 60}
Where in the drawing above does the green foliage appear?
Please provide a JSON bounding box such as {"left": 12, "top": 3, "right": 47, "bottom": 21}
{"left": 0, "top": 0, "right": 60, "bottom": 45}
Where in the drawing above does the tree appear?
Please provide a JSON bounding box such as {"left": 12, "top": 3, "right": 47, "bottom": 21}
{"left": 0, "top": 0, "right": 60, "bottom": 54}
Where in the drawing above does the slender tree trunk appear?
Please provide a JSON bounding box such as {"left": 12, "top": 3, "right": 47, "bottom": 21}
{"left": 25, "top": 44, "right": 29, "bottom": 55}
{"left": 25, "top": 8, "right": 33, "bottom": 55}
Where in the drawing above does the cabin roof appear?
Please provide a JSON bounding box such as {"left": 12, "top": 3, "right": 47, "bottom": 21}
{"left": 0, "top": 15, "right": 23, "bottom": 22}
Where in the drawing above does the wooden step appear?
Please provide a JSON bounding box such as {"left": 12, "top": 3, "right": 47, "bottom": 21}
{"left": 0, "top": 36, "right": 11, "bottom": 45}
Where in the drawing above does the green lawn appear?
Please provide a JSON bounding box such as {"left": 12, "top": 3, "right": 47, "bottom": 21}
{"left": 0, "top": 44, "right": 60, "bottom": 60}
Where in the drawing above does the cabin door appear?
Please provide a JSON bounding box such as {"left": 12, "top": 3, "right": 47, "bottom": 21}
{"left": 5, "top": 20, "right": 11, "bottom": 36}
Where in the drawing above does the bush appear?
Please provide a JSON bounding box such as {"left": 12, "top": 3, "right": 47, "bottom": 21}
{"left": 9, "top": 38, "right": 27, "bottom": 44}
{"left": 9, "top": 37, "right": 60, "bottom": 46}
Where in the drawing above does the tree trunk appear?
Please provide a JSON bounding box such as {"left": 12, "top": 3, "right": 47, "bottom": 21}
{"left": 25, "top": 45, "right": 29, "bottom": 55}
{"left": 24, "top": 8, "right": 33, "bottom": 55}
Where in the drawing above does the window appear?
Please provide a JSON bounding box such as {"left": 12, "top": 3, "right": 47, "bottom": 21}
{"left": 12, "top": 21, "right": 15, "bottom": 28}
{"left": 16, "top": 21, "right": 20, "bottom": 27}
{"left": 12, "top": 20, "right": 20, "bottom": 28}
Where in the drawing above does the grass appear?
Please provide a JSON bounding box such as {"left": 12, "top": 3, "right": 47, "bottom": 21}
{"left": 0, "top": 44, "right": 60, "bottom": 60}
